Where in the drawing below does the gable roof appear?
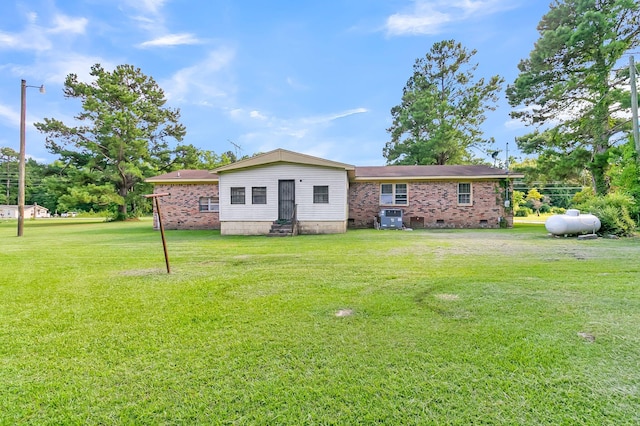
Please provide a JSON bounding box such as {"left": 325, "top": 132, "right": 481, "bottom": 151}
{"left": 213, "top": 148, "right": 356, "bottom": 173}
{"left": 0, "top": 204, "right": 49, "bottom": 210}
{"left": 145, "top": 170, "right": 218, "bottom": 184}
{"left": 145, "top": 150, "right": 525, "bottom": 183}
{"left": 353, "top": 165, "right": 523, "bottom": 181}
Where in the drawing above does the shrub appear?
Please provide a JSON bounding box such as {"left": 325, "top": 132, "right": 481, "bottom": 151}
{"left": 515, "top": 207, "right": 532, "bottom": 217}
{"left": 539, "top": 204, "right": 551, "bottom": 214}
{"left": 550, "top": 207, "right": 566, "bottom": 214}
{"left": 572, "top": 187, "right": 595, "bottom": 205}
{"left": 512, "top": 190, "right": 525, "bottom": 212}
{"left": 574, "top": 193, "right": 636, "bottom": 237}
{"left": 592, "top": 205, "right": 636, "bottom": 237}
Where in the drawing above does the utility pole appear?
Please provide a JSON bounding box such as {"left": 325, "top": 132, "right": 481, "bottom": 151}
{"left": 17, "top": 80, "right": 44, "bottom": 237}
{"left": 630, "top": 56, "right": 639, "bottom": 156}
{"left": 18, "top": 80, "right": 26, "bottom": 237}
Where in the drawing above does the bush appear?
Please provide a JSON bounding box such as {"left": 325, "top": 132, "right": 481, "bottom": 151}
{"left": 572, "top": 187, "right": 595, "bottom": 205}
{"left": 515, "top": 207, "right": 532, "bottom": 217}
{"left": 550, "top": 207, "right": 566, "bottom": 214}
{"left": 574, "top": 193, "right": 636, "bottom": 237}
{"left": 539, "top": 204, "right": 551, "bottom": 214}
{"left": 591, "top": 205, "right": 636, "bottom": 237}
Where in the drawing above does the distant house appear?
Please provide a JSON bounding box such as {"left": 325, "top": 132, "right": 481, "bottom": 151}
{"left": 0, "top": 204, "right": 50, "bottom": 219}
{"left": 146, "top": 148, "right": 523, "bottom": 235}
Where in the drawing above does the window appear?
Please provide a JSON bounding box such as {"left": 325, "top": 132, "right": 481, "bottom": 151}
{"left": 252, "top": 187, "right": 267, "bottom": 204}
{"left": 380, "top": 183, "right": 408, "bottom": 205}
{"left": 458, "top": 183, "right": 472, "bottom": 205}
{"left": 395, "top": 184, "right": 407, "bottom": 205}
{"left": 230, "top": 187, "right": 245, "bottom": 204}
{"left": 313, "top": 186, "right": 329, "bottom": 203}
{"left": 199, "top": 196, "right": 219, "bottom": 212}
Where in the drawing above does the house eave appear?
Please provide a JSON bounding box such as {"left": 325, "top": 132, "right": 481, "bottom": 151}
{"left": 353, "top": 173, "right": 524, "bottom": 182}
{"left": 145, "top": 178, "right": 219, "bottom": 184}
{"left": 213, "top": 148, "right": 355, "bottom": 173}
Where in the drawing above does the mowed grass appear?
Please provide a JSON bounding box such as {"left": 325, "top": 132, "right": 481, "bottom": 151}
{"left": 1, "top": 218, "right": 639, "bottom": 424}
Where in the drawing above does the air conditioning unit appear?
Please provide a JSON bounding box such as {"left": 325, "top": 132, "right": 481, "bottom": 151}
{"left": 379, "top": 209, "right": 403, "bottom": 229}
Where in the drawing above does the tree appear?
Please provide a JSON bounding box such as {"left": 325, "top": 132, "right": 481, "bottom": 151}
{"left": 0, "top": 147, "right": 19, "bottom": 204}
{"left": 165, "top": 145, "right": 234, "bottom": 171}
{"left": 606, "top": 136, "right": 640, "bottom": 218}
{"left": 525, "top": 188, "right": 546, "bottom": 215}
{"left": 384, "top": 40, "right": 504, "bottom": 165}
{"left": 506, "top": 0, "right": 640, "bottom": 195}
{"left": 35, "top": 64, "right": 186, "bottom": 219}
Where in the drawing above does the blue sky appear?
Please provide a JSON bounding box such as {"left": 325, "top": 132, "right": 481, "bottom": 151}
{"left": 0, "top": 0, "right": 551, "bottom": 166}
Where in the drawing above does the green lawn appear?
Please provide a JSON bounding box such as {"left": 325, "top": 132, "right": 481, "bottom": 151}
{"left": 1, "top": 218, "right": 639, "bottom": 424}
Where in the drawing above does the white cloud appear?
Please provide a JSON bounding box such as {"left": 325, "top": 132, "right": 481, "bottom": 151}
{"left": 0, "top": 12, "right": 88, "bottom": 52}
{"left": 300, "top": 108, "right": 368, "bottom": 125}
{"left": 42, "top": 53, "right": 117, "bottom": 85}
{"left": 229, "top": 108, "right": 244, "bottom": 118}
{"left": 119, "top": 0, "right": 169, "bottom": 34}
{"left": 249, "top": 110, "right": 267, "bottom": 120}
{"left": 230, "top": 107, "right": 369, "bottom": 159}
{"left": 286, "top": 76, "right": 309, "bottom": 91}
{"left": 228, "top": 107, "right": 368, "bottom": 130}
{"left": 1, "top": 50, "right": 113, "bottom": 88}
{"left": 26, "top": 12, "right": 38, "bottom": 24}
{"left": 385, "top": 0, "right": 518, "bottom": 36}
{"left": 163, "top": 47, "right": 236, "bottom": 103}
{"left": 121, "top": 0, "right": 167, "bottom": 15}
{"left": 386, "top": 10, "right": 450, "bottom": 36}
{"left": 0, "top": 102, "right": 47, "bottom": 130}
{"left": 0, "top": 27, "right": 51, "bottom": 52}
{"left": 48, "top": 14, "right": 88, "bottom": 34}
{"left": 0, "top": 104, "right": 20, "bottom": 128}
{"left": 138, "top": 33, "right": 202, "bottom": 48}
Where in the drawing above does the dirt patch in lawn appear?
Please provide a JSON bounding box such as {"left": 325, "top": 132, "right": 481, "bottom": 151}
{"left": 120, "top": 268, "right": 166, "bottom": 276}
{"left": 435, "top": 293, "right": 460, "bottom": 301}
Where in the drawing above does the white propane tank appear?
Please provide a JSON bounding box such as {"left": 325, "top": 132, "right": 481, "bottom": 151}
{"left": 545, "top": 209, "right": 601, "bottom": 235}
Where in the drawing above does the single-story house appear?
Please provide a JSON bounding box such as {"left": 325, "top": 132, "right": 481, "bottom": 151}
{"left": 145, "top": 148, "right": 523, "bottom": 235}
{"left": 0, "top": 204, "right": 50, "bottom": 219}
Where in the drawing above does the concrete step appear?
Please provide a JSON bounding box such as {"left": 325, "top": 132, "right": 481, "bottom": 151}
{"left": 268, "top": 220, "right": 295, "bottom": 236}
{"left": 267, "top": 232, "right": 293, "bottom": 237}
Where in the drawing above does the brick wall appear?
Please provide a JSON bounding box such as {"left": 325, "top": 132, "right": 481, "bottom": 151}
{"left": 348, "top": 180, "right": 512, "bottom": 229}
{"left": 152, "top": 184, "right": 220, "bottom": 230}
{"left": 153, "top": 179, "right": 513, "bottom": 231}
{"left": 347, "top": 182, "right": 380, "bottom": 228}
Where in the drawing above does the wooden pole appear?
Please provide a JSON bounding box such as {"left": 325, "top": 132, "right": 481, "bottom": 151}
{"left": 145, "top": 193, "right": 171, "bottom": 274}
{"left": 17, "top": 80, "right": 44, "bottom": 236}
{"left": 18, "top": 80, "right": 26, "bottom": 237}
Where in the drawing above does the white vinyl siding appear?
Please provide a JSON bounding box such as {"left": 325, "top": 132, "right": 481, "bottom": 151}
{"left": 218, "top": 164, "right": 349, "bottom": 222}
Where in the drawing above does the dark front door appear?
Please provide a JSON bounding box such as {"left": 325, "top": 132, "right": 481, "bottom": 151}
{"left": 278, "top": 180, "right": 295, "bottom": 221}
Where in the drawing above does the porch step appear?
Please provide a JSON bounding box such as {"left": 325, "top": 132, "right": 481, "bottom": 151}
{"left": 267, "top": 221, "right": 294, "bottom": 237}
